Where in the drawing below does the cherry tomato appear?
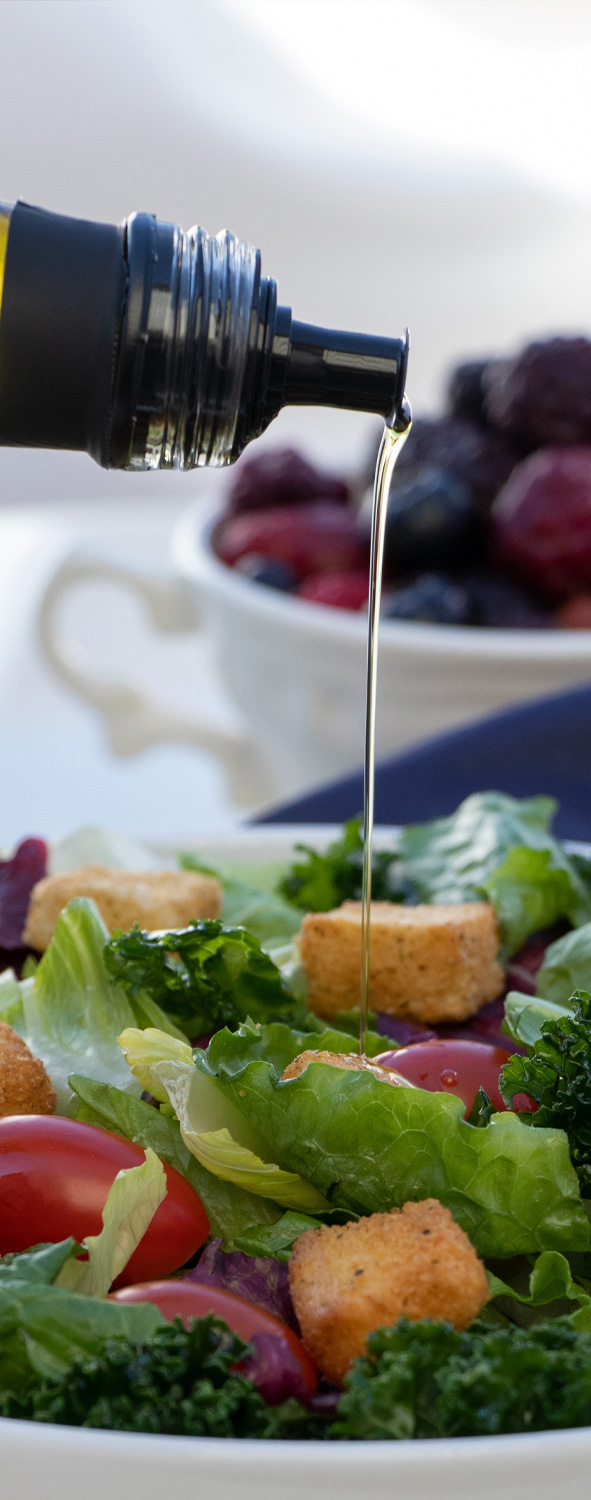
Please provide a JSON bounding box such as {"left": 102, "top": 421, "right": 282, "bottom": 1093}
{"left": 0, "top": 1115, "right": 209, "bottom": 1284}
{"left": 111, "top": 1279, "right": 317, "bottom": 1393}
{"left": 375, "top": 1039, "right": 514, "bottom": 1113}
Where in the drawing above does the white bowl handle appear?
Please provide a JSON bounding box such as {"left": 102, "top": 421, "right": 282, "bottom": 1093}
{"left": 37, "top": 552, "right": 270, "bottom": 807}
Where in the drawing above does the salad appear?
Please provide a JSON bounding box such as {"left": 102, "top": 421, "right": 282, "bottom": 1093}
{"left": 2, "top": 792, "right": 591, "bottom": 1440}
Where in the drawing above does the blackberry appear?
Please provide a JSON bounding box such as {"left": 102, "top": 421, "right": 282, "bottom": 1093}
{"left": 484, "top": 336, "right": 591, "bottom": 449}
{"left": 392, "top": 417, "right": 517, "bottom": 508}
{"left": 227, "top": 446, "right": 349, "bottom": 515}
{"left": 464, "top": 572, "right": 552, "bottom": 628}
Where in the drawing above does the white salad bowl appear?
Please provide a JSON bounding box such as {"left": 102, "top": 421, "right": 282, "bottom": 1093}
{"left": 37, "top": 493, "right": 591, "bottom": 810}
{"left": 3, "top": 822, "right": 591, "bottom": 1500}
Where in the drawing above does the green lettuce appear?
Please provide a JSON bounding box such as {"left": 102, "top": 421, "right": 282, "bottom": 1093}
{"left": 400, "top": 793, "right": 591, "bottom": 955}
{"left": 504, "top": 990, "right": 574, "bottom": 1049}
{"left": 536, "top": 923, "right": 591, "bottom": 1006}
{"left": 487, "top": 1249, "right": 591, "bottom": 1330}
{"left": 500, "top": 991, "right": 591, "bottom": 1197}
{"left": 179, "top": 851, "right": 301, "bottom": 950}
{"left": 198, "top": 1024, "right": 589, "bottom": 1258}
{"left": 0, "top": 1273, "right": 163, "bottom": 1393}
{"left": 54, "top": 1148, "right": 166, "bottom": 1299}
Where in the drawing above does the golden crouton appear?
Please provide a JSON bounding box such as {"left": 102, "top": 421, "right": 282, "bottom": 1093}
{"left": 298, "top": 900, "right": 503, "bottom": 1024}
{"left": 282, "top": 1049, "right": 414, "bottom": 1087}
{"left": 0, "top": 1020, "right": 56, "bottom": 1116}
{"left": 289, "top": 1199, "right": 489, "bottom": 1385}
{"left": 23, "top": 866, "right": 222, "bottom": 951}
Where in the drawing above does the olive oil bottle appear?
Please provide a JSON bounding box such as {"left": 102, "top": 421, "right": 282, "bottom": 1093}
{"left": 0, "top": 199, "right": 408, "bottom": 471}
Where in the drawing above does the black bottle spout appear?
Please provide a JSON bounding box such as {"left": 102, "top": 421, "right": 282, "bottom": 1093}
{"left": 281, "top": 316, "right": 408, "bottom": 422}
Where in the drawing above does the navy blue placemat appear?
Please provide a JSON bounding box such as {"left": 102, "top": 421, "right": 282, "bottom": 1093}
{"left": 254, "top": 682, "right": 591, "bottom": 841}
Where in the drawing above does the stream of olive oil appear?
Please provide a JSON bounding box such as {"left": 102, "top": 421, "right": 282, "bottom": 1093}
{"left": 359, "top": 398, "right": 412, "bottom": 1056}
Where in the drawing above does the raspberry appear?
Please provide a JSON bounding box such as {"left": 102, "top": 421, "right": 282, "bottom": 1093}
{"left": 215, "top": 502, "right": 367, "bottom": 581}
{"left": 485, "top": 336, "right": 591, "bottom": 449}
{"left": 491, "top": 446, "right": 591, "bottom": 599}
{"left": 297, "top": 571, "right": 369, "bottom": 610}
{"left": 227, "top": 446, "right": 349, "bottom": 515}
{"left": 555, "top": 595, "right": 591, "bottom": 628}
{"left": 393, "top": 417, "right": 517, "bottom": 507}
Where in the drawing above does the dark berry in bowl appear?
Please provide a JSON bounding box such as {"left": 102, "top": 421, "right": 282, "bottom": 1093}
{"left": 381, "top": 573, "right": 474, "bottom": 626}
{"left": 383, "top": 466, "right": 482, "bottom": 573}
{"left": 215, "top": 502, "right": 367, "bottom": 581}
{"left": 297, "top": 571, "right": 369, "bottom": 610}
{"left": 446, "top": 359, "right": 494, "bottom": 426}
{"left": 464, "top": 572, "right": 552, "bottom": 629}
{"left": 491, "top": 446, "right": 591, "bottom": 600}
{"left": 485, "top": 336, "right": 591, "bottom": 449}
{"left": 227, "top": 446, "right": 350, "bottom": 515}
{"left": 234, "top": 553, "right": 297, "bottom": 591}
{"left": 392, "top": 416, "right": 518, "bottom": 508}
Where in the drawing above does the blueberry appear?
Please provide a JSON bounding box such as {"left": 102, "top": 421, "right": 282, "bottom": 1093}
{"left": 381, "top": 573, "right": 474, "bottom": 625}
{"left": 234, "top": 553, "right": 297, "bottom": 591}
{"left": 384, "top": 466, "right": 482, "bottom": 573}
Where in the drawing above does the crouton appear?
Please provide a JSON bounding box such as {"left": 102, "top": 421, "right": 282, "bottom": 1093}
{"left": 289, "top": 1199, "right": 489, "bottom": 1385}
{"left": 298, "top": 900, "right": 502, "bottom": 1024}
{"left": 0, "top": 1020, "right": 56, "bottom": 1116}
{"left": 23, "top": 866, "right": 222, "bottom": 951}
{"left": 282, "top": 1049, "right": 414, "bottom": 1087}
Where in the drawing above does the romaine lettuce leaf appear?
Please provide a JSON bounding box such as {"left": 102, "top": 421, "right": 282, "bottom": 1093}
{"left": 400, "top": 793, "right": 591, "bottom": 954}
{"left": 6, "top": 899, "right": 146, "bottom": 1109}
{"left": 480, "top": 848, "right": 582, "bottom": 956}
{"left": 487, "top": 1249, "right": 591, "bottom": 1320}
{"left": 536, "top": 923, "right": 591, "bottom": 1007}
{"left": 0, "top": 1278, "right": 163, "bottom": 1392}
{"left": 152, "top": 1057, "right": 329, "bottom": 1213}
{"left": 55, "top": 1148, "right": 166, "bottom": 1298}
{"left": 179, "top": 851, "right": 301, "bottom": 949}
{"left": 504, "top": 990, "right": 575, "bottom": 1049}
{"left": 199, "top": 1025, "right": 589, "bottom": 1258}
{"left": 67, "top": 1074, "right": 283, "bottom": 1244}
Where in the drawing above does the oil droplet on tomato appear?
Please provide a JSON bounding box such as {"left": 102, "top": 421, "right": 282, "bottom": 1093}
{"left": 440, "top": 1068, "right": 459, "bottom": 1087}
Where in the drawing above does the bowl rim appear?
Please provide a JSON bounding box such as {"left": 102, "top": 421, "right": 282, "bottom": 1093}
{"left": 172, "top": 495, "right": 591, "bottom": 661}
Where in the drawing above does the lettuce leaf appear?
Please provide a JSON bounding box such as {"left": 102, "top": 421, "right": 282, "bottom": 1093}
{"left": 54, "top": 1148, "right": 166, "bottom": 1298}
{"left": 504, "top": 990, "right": 574, "bottom": 1049}
{"left": 487, "top": 1249, "right": 591, "bottom": 1323}
{"left": 480, "top": 848, "right": 583, "bottom": 957}
{"left": 179, "top": 851, "right": 301, "bottom": 950}
{"left": 67, "top": 1074, "right": 283, "bottom": 1245}
{"left": 152, "top": 1056, "right": 329, "bottom": 1213}
{"left": 199, "top": 1025, "right": 589, "bottom": 1258}
{"left": 500, "top": 991, "right": 591, "bottom": 1197}
{"left": 400, "top": 793, "right": 591, "bottom": 955}
{"left": 536, "top": 923, "right": 591, "bottom": 1007}
{"left": 0, "top": 1278, "right": 163, "bottom": 1393}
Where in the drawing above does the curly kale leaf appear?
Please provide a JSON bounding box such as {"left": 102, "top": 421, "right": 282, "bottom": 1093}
{"left": 278, "top": 818, "right": 402, "bottom": 912}
{"left": 500, "top": 990, "right": 591, "bottom": 1195}
{"left": 104, "top": 920, "right": 301, "bottom": 1038}
{"left": 333, "top": 1317, "right": 591, "bottom": 1439}
{"left": 1, "top": 1317, "right": 278, "bottom": 1437}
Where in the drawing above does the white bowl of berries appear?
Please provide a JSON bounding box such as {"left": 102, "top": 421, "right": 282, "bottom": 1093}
{"left": 39, "top": 337, "right": 591, "bottom": 809}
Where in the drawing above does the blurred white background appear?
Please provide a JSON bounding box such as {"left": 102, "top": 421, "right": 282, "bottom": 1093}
{"left": 1, "top": 0, "right": 591, "bottom": 841}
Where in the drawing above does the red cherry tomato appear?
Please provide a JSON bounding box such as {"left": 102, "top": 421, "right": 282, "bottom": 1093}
{"left": 376, "top": 1039, "right": 514, "bottom": 1113}
{"left": 0, "top": 1115, "right": 209, "bottom": 1285}
{"left": 111, "top": 1279, "right": 317, "bottom": 1393}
